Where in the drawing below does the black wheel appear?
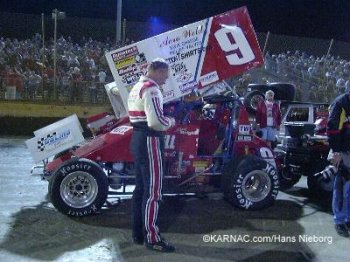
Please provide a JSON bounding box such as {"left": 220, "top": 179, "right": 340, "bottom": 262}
{"left": 278, "top": 167, "right": 301, "bottom": 190}
{"left": 49, "top": 158, "right": 109, "bottom": 217}
{"left": 243, "top": 90, "right": 264, "bottom": 114}
{"left": 223, "top": 155, "right": 279, "bottom": 210}
{"left": 307, "top": 162, "right": 333, "bottom": 199}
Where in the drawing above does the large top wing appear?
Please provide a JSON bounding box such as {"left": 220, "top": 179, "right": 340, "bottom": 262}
{"left": 105, "top": 6, "right": 263, "bottom": 109}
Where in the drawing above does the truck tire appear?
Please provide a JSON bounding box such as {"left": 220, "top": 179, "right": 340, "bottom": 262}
{"left": 49, "top": 158, "right": 108, "bottom": 217}
{"left": 223, "top": 155, "right": 279, "bottom": 210}
{"left": 243, "top": 90, "right": 264, "bottom": 114}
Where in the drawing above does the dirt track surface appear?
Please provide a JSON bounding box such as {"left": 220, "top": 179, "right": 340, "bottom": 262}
{"left": 0, "top": 137, "right": 348, "bottom": 262}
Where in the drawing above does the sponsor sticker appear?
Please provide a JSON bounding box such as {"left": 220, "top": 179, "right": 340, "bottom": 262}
{"left": 111, "top": 46, "right": 138, "bottom": 61}
{"left": 176, "top": 72, "right": 193, "bottom": 83}
{"left": 122, "top": 72, "right": 142, "bottom": 85}
{"left": 237, "top": 135, "right": 252, "bottom": 141}
{"left": 163, "top": 90, "right": 175, "bottom": 99}
{"left": 193, "top": 160, "right": 209, "bottom": 172}
{"left": 115, "top": 56, "right": 136, "bottom": 69}
{"left": 176, "top": 127, "right": 200, "bottom": 136}
{"left": 111, "top": 126, "right": 133, "bottom": 135}
{"left": 117, "top": 64, "right": 138, "bottom": 76}
{"left": 37, "top": 129, "right": 73, "bottom": 152}
{"left": 238, "top": 125, "right": 250, "bottom": 134}
{"left": 179, "top": 80, "right": 198, "bottom": 93}
{"left": 200, "top": 71, "right": 219, "bottom": 87}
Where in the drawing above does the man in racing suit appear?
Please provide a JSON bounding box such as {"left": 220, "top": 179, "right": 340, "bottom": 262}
{"left": 128, "top": 58, "right": 176, "bottom": 252}
{"left": 327, "top": 90, "right": 350, "bottom": 237}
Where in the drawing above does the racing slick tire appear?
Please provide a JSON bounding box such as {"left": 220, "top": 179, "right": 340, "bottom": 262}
{"left": 243, "top": 90, "right": 264, "bottom": 114}
{"left": 223, "top": 155, "right": 279, "bottom": 210}
{"left": 49, "top": 158, "right": 109, "bottom": 217}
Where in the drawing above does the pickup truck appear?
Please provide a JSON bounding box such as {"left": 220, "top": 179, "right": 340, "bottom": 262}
{"left": 279, "top": 101, "right": 329, "bottom": 139}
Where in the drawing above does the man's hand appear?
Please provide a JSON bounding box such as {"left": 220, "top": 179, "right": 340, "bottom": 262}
{"left": 314, "top": 165, "right": 337, "bottom": 181}
{"left": 169, "top": 117, "right": 176, "bottom": 127}
{"left": 314, "top": 171, "right": 330, "bottom": 181}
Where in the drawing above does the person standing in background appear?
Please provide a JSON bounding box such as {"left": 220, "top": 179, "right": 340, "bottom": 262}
{"left": 255, "top": 90, "right": 282, "bottom": 148}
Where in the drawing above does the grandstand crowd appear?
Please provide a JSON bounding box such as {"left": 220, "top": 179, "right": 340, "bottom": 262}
{"left": 264, "top": 51, "right": 350, "bottom": 102}
{"left": 1, "top": 34, "right": 350, "bottom": 104}
{"left": 0, "top": 34, "right": 127, "bottom": 102}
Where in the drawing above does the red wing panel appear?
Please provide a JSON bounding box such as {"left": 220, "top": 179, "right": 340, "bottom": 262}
{"left": 200, "top": 6, "right": 264, "bottom": 87}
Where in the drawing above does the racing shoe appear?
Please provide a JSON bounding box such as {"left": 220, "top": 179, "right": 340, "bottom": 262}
{"left": 146, "top": 239, "right": 175, "bottom": 253}
{"left": 335, "top": 224, "right": 349, "bottom": 237}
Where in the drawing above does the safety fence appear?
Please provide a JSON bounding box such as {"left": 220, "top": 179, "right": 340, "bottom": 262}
{"left": 0, "top": 79, "right": 109, "bottom": 104}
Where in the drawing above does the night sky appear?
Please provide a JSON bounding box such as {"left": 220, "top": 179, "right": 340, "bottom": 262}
{"left": 0, "top": 0, "right": 349, "bottom": 42}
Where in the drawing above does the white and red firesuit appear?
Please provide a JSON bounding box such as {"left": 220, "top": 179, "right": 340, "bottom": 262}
{"left": 128, "top": 75, "right": 174, "bottom": 244}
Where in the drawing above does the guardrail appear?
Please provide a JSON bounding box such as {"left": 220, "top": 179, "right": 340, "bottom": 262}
{"left": 0, "top": 79, "right": 109, "bottom": 104}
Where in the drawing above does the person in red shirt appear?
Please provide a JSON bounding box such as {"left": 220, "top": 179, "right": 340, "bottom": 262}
{"left": 255, "top": 90, "right": 282, "bottom": 148}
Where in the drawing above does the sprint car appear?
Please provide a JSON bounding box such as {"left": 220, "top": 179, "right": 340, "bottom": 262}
{"left": 42, "top": 92, "right": 281, "bottom": 217}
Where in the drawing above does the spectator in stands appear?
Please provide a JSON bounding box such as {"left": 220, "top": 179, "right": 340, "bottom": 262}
{"left": 98, "top": 68, "right": 107, "bottom": 89}
{"left": 27, "top": 70, "right": 41, "bottom": 99}
{"left": 70, "top": 67, "right": 83, "bottom": 103}
{"left": 4, "top": 32, "right": 350, "bottom": 105}
{"left": 264, "top": 50, "right": 350, "bottom": 103}
{"left": 57, "top": 71, "right": 71, "bottom": 101}
{"left": 88, "top": 71, "right": 98, "bottom": 103}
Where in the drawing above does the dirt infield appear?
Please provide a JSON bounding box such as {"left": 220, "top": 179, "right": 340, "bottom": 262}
{"left": 0, "top": 137, "right": 348, "bottom": 262}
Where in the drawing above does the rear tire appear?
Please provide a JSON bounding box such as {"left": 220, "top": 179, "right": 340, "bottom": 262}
{"left": 223, "top": 155, "right": 279, "bottom": 210}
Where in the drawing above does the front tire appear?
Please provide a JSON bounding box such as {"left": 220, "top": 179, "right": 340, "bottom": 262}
{"left": 49, "top": 158, "right": 109, "bottom": 217}
{"left": 223, "top": 155, "right": 279, "bottom": 210}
